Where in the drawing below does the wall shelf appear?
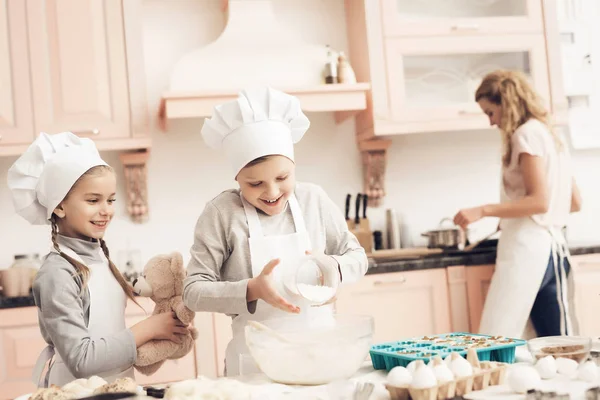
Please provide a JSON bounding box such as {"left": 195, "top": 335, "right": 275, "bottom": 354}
{"left": 157, "top": 83, "right": 371, "bottom": 130}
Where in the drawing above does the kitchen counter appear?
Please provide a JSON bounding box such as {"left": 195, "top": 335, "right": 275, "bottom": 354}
{"left": 0, "top": 295, "right": 35, "bottom": 309}
{"left": 1, "top": 244, "right": 599, "bottom": 309}
{"left": 366, "top": 243, "right": 600, "bottom": 275}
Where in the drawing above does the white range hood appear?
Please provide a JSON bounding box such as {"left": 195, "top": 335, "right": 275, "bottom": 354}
{"left": 158, "top": 0, "right": 369, "bottom": 126}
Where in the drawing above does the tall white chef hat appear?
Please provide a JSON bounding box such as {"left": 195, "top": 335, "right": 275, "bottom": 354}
{"left": 7, "top": 132, "right": 108, "bottom": 225}
{"left": 201, "top": 87, "right": 310, "bottom": 177}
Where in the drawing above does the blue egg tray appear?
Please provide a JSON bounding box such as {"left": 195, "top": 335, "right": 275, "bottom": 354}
{"left": 369, "top": 332, "right": 526, "bottom": 372}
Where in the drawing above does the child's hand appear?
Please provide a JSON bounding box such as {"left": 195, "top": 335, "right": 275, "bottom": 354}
{"left": 149, "top": 312, "right": 190, "bottom": 342}
{"left": 131, "top": 312, "right": 190, "bottom": 347}
{"left": 247, "top": 259, "right": 301, "bottom": 314}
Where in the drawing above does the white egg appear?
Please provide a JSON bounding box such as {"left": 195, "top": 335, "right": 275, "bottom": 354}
{"left": 577, "top": 361, "right": 599, "bottom": 383}
{"left": 443, "top": 354, "right": 453, "bottom": 367}
{"left": 508, "top": 365, "right": 541, "bottom": 394}
{"left": 556, "top": 357, "right": 579, "bottom": 377}
{"left": 407, "top": 360, "right": 418, "bottom": 374}
{"left": 387, "top": 366, "right": 413, "bottom": 386}
{"left": 433, "top": 364, "right": 455, "bottom": 384}
{"left": 535, "top": 356, "right": 557, "bottom": 379}
{"left": 450, "top": 357, "right": 473, "bottom": 378}
{"left": 411, "top": 365, "right": 438, "bottom": 389}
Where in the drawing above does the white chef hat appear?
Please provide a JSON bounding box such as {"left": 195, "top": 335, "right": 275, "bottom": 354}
{"left": 7, "top": 132, "right": 108, "bottom": 225}
{"left": 201, "top": 87, "right": 310, "bottom": 176}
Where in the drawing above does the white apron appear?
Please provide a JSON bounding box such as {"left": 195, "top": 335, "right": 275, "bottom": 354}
{"left": 224, "top": 193, "right": 333, "bottom": 376}
{"left": 478, "top": 215, "right": 579, "bottom": 338}
{"left": 32, "top": 246, "right": 135, "bottom": 387}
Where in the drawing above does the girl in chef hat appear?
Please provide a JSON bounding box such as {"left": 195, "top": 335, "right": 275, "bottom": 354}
{"left": 183, "top": 87, "right": 368, "bottom": 376}
{"left": 453, "top": 70, "right": 582, "bottom": 339}
{"left": 7, "top": 132, "right": 189, "bottom": 388}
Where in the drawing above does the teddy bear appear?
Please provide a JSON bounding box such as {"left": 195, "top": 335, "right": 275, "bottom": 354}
{"left": 132, "top": 251, "right": 199, "bottom": 375}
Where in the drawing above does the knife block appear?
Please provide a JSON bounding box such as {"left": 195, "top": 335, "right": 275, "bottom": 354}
{"left": 351, "top": 225, "right": 373, "bottom": 253}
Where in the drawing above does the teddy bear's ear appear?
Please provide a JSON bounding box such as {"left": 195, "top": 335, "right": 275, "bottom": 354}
{"left": 170, "top": 252, "right": 185, "bottom": 290}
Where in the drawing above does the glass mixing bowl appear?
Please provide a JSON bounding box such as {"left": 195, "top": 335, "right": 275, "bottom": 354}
{"left": 527, "top": 336, "right": 591, "bottom": 363}
{"left": 245, "top": 314, "right": 373, "bottom": 385}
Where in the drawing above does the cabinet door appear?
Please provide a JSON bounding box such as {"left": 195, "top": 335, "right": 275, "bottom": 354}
{"left": 465, "top": 265, "right": 495, "bottom": 333}
{"left": 571, "top": 254, "right": 600, "bottom": 337}
{"left": 212, "top": 313, "right": 232, "bottom": 377}
{"left": 26, "top": 0, "right": 130, "bottom": 140}
{"left": 0, "top": 307, "right": 46, "bottom": 400}
{"left": 335, "top": 269, "right": 452, "bottom": 343}
{"left": 383, "top": 34, "right": 550, "bottom": 134}
{"left": 381, "top": 0, "right": 543, "bottom": 37}
{"left": 0, "top": 0, "right": 34, "bottom": 146}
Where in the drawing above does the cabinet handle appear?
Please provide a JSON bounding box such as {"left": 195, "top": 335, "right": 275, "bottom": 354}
{"left": 373, "top": 277, "right": 407, "bottom": 286}
{"left": 73, "top": 129, "right": 100, "bottom": 136}
{"left": 451, "top": 24, "right": 480, "bottom": 31}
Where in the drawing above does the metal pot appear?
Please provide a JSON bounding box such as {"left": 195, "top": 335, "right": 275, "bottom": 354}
{"left": 421, "top": 218, "right": 467, "bottom": 250}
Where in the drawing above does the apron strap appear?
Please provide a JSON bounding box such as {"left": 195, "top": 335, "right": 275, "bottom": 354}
{"left": 548, "top": 228, "right": 572, "bottom": 336}
{"left": 31, "top": 345, "right": 55, "bottom": 387}
{"left": 287, "top": 194, "right": 307, "bottom": 235}
{"left": 240, "top": 195, "right": 264, "bottom": 238}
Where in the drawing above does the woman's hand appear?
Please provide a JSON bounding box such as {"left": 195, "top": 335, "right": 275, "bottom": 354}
{"left": 453, "top": 206, "right": 485, "bottom": 230}
{"left": 246, "top": 259, "right": 301, "bottom": 314}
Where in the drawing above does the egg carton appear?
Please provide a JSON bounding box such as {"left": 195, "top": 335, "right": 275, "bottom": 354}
{"left": 370, "top": 332, "right": 526, "bottom": 371}
{"left": 385, "top": 350, "right": 508, "bottom": 400}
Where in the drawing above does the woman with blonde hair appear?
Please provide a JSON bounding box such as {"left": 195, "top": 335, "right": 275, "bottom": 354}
{"left": 453, "top": 70, "right": 582, "bottom": 338}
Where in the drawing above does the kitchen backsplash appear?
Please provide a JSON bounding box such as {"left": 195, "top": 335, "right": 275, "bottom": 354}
{"left": 0, "top": 0, "right": 598, "bottom": 269}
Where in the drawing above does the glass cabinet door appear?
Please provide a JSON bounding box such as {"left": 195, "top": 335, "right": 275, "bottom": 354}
{"left": 384, "top": 35, "right": 550, "bottom": 131}
{"left": 381, "top": 0, "right": 543, "bottom": 37}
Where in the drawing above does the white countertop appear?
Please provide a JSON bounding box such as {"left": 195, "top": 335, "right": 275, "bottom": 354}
{"left": 230, "top": 359, "right": 600, "bottom": 400}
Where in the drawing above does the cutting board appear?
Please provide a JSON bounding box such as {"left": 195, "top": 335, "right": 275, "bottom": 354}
{"left": 367, "top": 248, "right": 443, "bottom": 261}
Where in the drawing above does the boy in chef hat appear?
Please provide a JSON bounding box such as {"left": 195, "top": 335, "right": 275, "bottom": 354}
{"left": 7, "top": 132, "right": 188, "bottom": 387}
{"left": 183, "top": 87, "right": 368, "bottom": 376}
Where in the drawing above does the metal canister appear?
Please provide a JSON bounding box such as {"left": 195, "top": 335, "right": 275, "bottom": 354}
{"left": 385, "top": 209, "right": 401, "bottom": 249}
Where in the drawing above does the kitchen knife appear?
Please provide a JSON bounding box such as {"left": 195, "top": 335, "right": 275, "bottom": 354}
{"left": 345, "top": 194, "right": 353, "bottom": 229}
{"left": 354, "top": 193, "right": 362, "bottom": 226}
{"left": 360, "top": 193, "right": 371, "bottom": 231}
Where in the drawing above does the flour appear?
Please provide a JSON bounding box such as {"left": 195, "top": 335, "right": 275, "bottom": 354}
{"left": 297, "top": 283, "right": 336, "bottom": 304}
{"left": 248, "top": 333, "right": 371, "bottom": 385}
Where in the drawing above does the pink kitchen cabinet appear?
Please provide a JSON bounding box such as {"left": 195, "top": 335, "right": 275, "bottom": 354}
{"left": 212, "top": 313, "right": 233, "bottom": 378}
{"left": 464, "top": 264, "right": 495, "bottom": 334}
{"left": 26, "top": 0, "right": 131, "bottom": 141}
{"left": 0, "top": 0, "right": 35, "bottom": 146}
{"left": 383, "top": 34, "right": 550, "bottom": 135}
{"left": 345, "top": 0, "right": 553, "bottom": 139}
{"left": 335, "top": 269, "right": 452, "bottom": 343}
{"left": 446, "top": 266, "right": 471, "bottom": 333}
{"left": 380, "top": 0, "right": 543, "bottom": 37}
{"left": 0, "top": 306, "right": 46, "bottom": 400}
{"left": 571, "top": 254, "right": 600, "bottom": 338}
{"left": 0, "top": 0, "right": 151, "bottom": 156}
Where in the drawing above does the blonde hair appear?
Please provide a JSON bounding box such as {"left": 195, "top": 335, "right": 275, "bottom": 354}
{"left": 50, "top": 165, "right": 137, "bottom": 303}
{"left": 475, "top": 69, "right": 562, "bottom": 165}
